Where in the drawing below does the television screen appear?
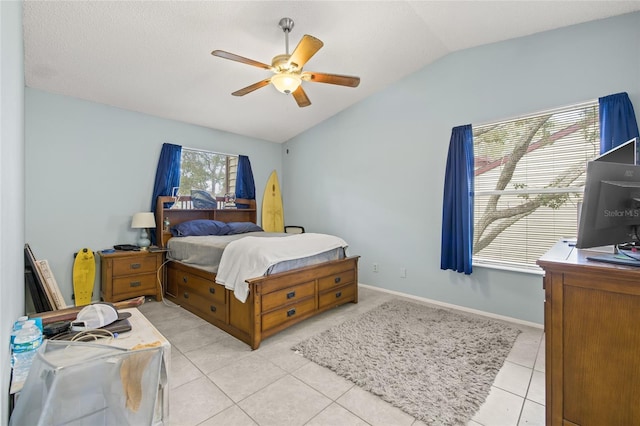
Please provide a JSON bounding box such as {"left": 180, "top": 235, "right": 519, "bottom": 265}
{"left": 576, "top": 160, "right": 640, "bottom": 249}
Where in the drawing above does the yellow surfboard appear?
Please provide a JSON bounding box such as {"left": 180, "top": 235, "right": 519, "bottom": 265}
{"left": 73, "top": 248, "right": 95, "bottom": 306}
{"left": 261, "top": 170, "right": 285, "bottom": 232}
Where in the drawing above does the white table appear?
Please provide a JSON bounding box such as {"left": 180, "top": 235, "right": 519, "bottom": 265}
{"left": 10, "top": 307, "right": 170, "bottom": 425}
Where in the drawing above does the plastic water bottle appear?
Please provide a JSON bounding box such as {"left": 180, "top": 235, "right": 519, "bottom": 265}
{"left": 11, "top": 320, "right": 43, "bottom": 383}
{"left": 10, "top": 316, "right": 28, "bottom": 346}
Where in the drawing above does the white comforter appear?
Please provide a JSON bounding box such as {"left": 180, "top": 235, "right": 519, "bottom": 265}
{"left": 215, "top": 233, "right": 348, "bottom": 302}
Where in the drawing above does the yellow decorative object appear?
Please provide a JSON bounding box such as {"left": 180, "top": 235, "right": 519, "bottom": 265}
{"left": 261, "top": 170, "right": 285, "bottom": 232}
{"left": 72, "top": 248, "right": 95, "bottom": 306}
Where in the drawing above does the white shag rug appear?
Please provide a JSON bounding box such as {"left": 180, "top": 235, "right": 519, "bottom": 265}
{"left": 292, "top": 299, "right": 521, "bottom": 425}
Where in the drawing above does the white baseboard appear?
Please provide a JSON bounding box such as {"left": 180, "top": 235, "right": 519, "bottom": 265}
{"left": 358, "top": 283, "right": 543, "bottom": 330}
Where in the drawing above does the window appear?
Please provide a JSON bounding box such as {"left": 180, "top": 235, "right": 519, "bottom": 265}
{"left": 473, "top": 101, "right": 600, "bottom": 269}
{"left": 178, "top": 148, "right": 238, "bottom": 197}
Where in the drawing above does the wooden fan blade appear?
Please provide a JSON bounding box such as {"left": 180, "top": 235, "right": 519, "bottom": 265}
{"left": 211, "top": 50, "right": 271, "bottom": 70}
{"left": 292, "top": 85, "right": 311, "bottom": 108}
{"left": 288, "top": 35, "right": 323, "bottom": 69}
{"left": 302, "top": 72, "right": 360, "bottom": 87}
{"left": 232, "top": 79, "right": 272, "bottom": 96}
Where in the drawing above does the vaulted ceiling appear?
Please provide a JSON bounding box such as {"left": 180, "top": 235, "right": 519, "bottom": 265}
{"left": 23, "top": 1, "right": 640, "bottom": 143}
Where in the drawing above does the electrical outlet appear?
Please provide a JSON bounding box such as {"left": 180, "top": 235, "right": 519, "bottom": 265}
{"left": 400, "top": 267, "right": 407, "bottom": 278}
{"left": 373, "top": 263, "right": 379, "bottom": 273}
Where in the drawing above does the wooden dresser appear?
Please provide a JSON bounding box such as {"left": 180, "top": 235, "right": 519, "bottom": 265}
{"left": 99, "top": 250, "right": 164, "bottom": 302}
{"left": 537, "top": 241, "right": 640, "bottom": 426}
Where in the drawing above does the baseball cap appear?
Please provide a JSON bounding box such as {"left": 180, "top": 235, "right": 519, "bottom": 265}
{"left": 72, "top": 303, "right": 131, "bottom": 331}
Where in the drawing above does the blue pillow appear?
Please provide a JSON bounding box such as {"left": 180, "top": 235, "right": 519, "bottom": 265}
{"left": 171, "top": 219, "right": 230, "bottom": 237}
{"left": 225, "top": 222, "right": 264, "bottom": 235}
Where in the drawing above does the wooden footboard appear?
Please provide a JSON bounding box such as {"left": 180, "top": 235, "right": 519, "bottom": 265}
{"left": 165, "top": 256, "right": 359, "bottom": 349}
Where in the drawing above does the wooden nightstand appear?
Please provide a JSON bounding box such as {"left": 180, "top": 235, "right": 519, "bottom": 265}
{"left": 99, "top": 250, "right": 164, "bottom": 302}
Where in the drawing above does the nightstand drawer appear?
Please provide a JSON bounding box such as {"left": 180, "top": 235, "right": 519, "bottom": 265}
{"left": 112, "top": 274, "right": 157, "bottom": 296}
{"left": 112, "top": 256, "right": 158, "bottom": 276}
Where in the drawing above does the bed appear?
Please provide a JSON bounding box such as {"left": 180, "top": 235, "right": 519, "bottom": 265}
{"left": 155, "top": 195, "right": 359, "bottom": 349}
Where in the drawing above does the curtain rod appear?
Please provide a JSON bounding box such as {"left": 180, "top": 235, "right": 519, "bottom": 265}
{"left": 473, "top": 99, "right": 598, "bottom": 129}
{"left": 182, "top": 146, "right": 240, "bottom": 157}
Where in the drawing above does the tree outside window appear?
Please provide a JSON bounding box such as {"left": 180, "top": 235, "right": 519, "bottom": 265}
{"left": 473, "top": 102, "right": 599, "bottom": 268}
{"left": 178, "top": 149, "right": 238, "bottom": 197}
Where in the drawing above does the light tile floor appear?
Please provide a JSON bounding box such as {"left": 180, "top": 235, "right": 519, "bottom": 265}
{"left": 137, "top": 286, "right": 545, "bottom": 426}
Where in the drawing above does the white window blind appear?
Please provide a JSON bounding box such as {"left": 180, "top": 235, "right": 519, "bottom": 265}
{"left": 473, "top": 101, "right": 600, "bottom": 268}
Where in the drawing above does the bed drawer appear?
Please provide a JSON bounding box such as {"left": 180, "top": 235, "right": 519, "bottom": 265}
{"left": 261, "top": 281, "right": 315, "bottom": 312}
{"left": 261, "top": 297, "right": 316, "bottom": 332}
{"left": 112, "top": 274, "right": 157, "bottom": 298}
{"left": 177, "top": 272, "right": 226, "bottom": 304}
{"left": 179, "top": 288, "right": 227, "bottom": 323}
{"left": 112, "top": 256, "right": 158, "bottom": 276}
{"left": 318, "top": 269, "right": 356, "bottom": 292}
{"left": 319, "top": 283, "right": 357, "bottom": 310}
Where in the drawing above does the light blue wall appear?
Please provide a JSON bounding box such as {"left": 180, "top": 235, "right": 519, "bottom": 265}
{"left": 282, "top": 12, "right": 640, "bottom": 324}
{"left": 1, "top": 1, "right": 25, "bottom": 422}
{"left": 25, "top": 90, "right": 282, "bottom": 306}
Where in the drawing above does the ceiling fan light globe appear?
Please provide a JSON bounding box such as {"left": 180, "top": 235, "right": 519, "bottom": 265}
{"left": 271, "top": 73, "right": 301, "bottom": 94}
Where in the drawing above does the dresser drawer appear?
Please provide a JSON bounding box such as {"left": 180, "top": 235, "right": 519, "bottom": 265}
{"left": 262, "top": 281, "right": 315, "bottom": 312}
{"left": 318, "top": 269, "right": 356, "bottom": 292}
{"left": 112, "top": 256, "right": 157, "bottom": 276}
{"left": 319, "top": 283, "right": 357, "bottom": 310}
{"left": 262, "top": 297, "right": 316, "bottom": 332}
{"left": 112, "top": 273, "right": 157, "bottom": 297}
{"left": 178, "top": 272, "right": 226, "bottom": 304}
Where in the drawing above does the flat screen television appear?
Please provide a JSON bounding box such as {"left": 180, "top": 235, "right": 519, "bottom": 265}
{"left": 576, "top": 160, "right": 640, "bottom": 253}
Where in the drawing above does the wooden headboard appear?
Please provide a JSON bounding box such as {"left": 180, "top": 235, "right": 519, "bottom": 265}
{"left": 155, "top": 195, "right": 257, "bottom": 248}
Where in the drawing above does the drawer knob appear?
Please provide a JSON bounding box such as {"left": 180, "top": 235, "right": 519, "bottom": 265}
{"left": 334, "top": 277, "right": 341, "bottom": 284}
{"left": 130, "top": 281, "right": 141, "bottom": 288}
{"left": 210, "top": 305, "right": 217, "bottom": 312}
{"left": 183, "top": 292, "right": 189, "bottom": 299}
{"left": 287, "top": 308, "right": 296, "bottom": 317}
{"left": 130, "top": 263, "right": 141, "bottom": 270}
{"left": 286, "top": 291, "right": 296, "bottom": 299}
{"left": 335, "top": 291, "right": 342, "bottom": 298}
{"left": 182, "top": 276, "right": 188, "bottom": 283}
{"left": 209, "top": 287, "right": 215, "bottom": 294}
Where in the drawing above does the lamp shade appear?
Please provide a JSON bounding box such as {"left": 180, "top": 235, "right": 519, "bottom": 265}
{"left": 271, "top": 73, "right": 302, "bottom": 94}
{"left": 131, "top": 212, "right": 156, "bottom": 229}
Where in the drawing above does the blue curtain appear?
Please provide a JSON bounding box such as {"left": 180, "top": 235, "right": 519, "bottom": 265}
{"left": 150, "top": 143, "right": 182, "bottom": 244}
{"left": 599, "top": 92, "right": 640, "bottom": 154}
{"left": 235, "top": 155, "right": 255, "bottom": 209}
{"left": 440, "top": 125, "right": 474, "bottom": 275}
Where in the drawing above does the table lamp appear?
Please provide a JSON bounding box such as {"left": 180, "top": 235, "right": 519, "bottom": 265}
{"left": 131, "top": 212, "right": 156, "bottom": 249}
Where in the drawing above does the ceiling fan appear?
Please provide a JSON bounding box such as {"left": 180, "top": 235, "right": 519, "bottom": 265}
{"left": 211, "top": 17, "right": 360, "bottom": 108}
